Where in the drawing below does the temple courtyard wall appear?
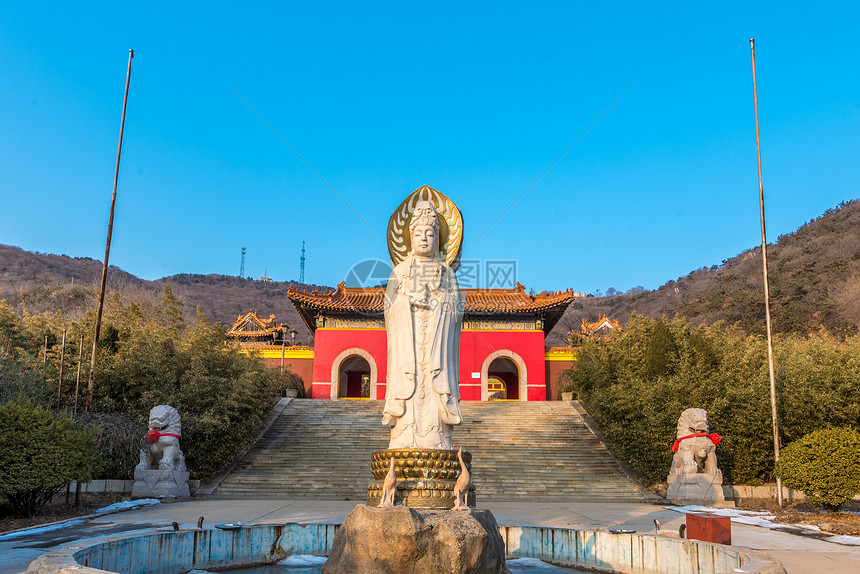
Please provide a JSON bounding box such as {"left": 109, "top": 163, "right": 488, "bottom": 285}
{"left": 252, "top": 328, "right": 572, "bottom": 401}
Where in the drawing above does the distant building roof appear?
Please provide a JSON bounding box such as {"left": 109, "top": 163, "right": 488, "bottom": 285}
{"left": 227, "top": 310, "right": 284, "bottom": 342}
{"left": 579, "top": 315, "right": 622, "bottom": 340}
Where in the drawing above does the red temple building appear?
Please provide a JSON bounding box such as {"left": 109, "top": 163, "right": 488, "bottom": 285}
{"left": 280, "top": 281, "right": 579, "bottom": 401}
{"left": 224, "top": 186, "right": 594, "bottom": 401}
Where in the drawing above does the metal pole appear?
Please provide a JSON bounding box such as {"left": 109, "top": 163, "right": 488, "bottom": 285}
{"left": 74, "top": 334, "right": 84, "bottom": 414}
{"left": 43, "top": 336, "right": 48, "bottom": 364}
{"left": 56, "top": 328, "right": 67, "bottom": 411}
{"left": 750, "top": 38, "right": 783, "bottom": 507}
{"left": 86, "top": 49, "right": 134, "bottom": 413}
{"left": 280, "top": 329, "right": 286, "bottom": 373}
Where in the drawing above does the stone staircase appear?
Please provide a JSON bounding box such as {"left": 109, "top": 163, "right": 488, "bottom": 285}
{"left": 212, "top": 399, "right": 647, "bottom": 502}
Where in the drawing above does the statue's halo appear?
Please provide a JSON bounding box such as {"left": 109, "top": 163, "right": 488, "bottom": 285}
{"left": 387, "top": 185, "right": 463, "bottom": 268}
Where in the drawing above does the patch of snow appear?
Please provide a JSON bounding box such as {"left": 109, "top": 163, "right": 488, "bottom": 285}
{"left": 96, "top": 499, "right": 160, "bottom": 513}
{"left": 0, "top": 519, "right": 87, "bottom": 540}
{"left": 187, "top": 570, "right": 217, "bottom": 574}
{"left": 792, "top": 523, "right": 823, "bottom": 532}
{"left": 824, "top": 535, "right": 860, "bottom": 546}
{"left": 672, "top": 505, "right": 771, "bottom": 517}
{"left": 507, "top": 557, "right": 557, "bottom": 568}
{"left": 279, "top": 554, "right": 328, "bottom": 566}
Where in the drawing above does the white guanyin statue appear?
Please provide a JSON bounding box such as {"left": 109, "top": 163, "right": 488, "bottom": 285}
{"left": 382, "top": 192, "right": 464, "bottom": 450}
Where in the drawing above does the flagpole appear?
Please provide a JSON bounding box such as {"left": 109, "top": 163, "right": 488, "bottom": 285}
{"left": 86, "top": 49, "right": 134, "bottom": 413}
{"left": 750, "top": 38, "right": 783, "bottom": 507}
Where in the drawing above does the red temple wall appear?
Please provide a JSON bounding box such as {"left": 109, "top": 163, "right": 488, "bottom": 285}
{"left": 260, "top": 356, "right": 315, "bottom": 395}
{"left": 311, "top": 328, "right": 388, "bottom": 400}
{"left": 310, "top": 328, "right": 547, "bottom": 401}
{"left": 459, "top": 330, "right": 546, "bottom": 401}
{"left": 545, "top": 359, "right": 575, "bottom": 400}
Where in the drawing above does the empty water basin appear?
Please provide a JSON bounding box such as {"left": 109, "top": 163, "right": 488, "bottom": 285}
{"left": 28, "top": 522, "right": 784, "bottom": 574}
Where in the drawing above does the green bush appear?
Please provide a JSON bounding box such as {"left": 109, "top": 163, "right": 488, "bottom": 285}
{"left": 1, "top": 292, "right": 301, "bottom": 484}
{"left": 0, "top": 400, "right": 101, "bottom": 517}
{"left": 75, "top": 412, "right": 144, "bottom": 479}
{"left": 91, "top": 300, "right": 285, "bottom": 481}
{"left": 776, "top": 428, "right": 860, "bottom": 510}
{"left": 280, "top": 369, "right": 307, "bottom": 398}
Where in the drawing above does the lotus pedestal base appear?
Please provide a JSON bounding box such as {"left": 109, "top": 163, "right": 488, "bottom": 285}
{"left": 366, "top": 448, "right": 476, "bottom": 509}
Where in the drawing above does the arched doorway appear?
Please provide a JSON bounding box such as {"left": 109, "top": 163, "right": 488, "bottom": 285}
{"left": 338, "top": 355, "right": 371, "bottom": 398}
{"left": 480, "top": 350, "right": 527, "bottom": 401}
{"left": 487, "top": 357, "right": 519, "bottom": 400}
{"left": 330, "top": 348, "right": 378, "bottom": 400}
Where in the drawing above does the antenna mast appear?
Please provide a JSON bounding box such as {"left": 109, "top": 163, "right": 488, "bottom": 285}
{"left": 239, "top": 246, "right": 246, "bottom": 278}
{"left": 300, "top": 241, "right": 306, "bottom": 283}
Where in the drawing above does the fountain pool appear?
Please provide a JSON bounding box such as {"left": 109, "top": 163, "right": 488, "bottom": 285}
{"left": 27, "top": 521, "right": 784, "bottom": 574}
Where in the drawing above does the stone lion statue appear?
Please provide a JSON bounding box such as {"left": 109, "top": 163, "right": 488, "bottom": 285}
{"left": 669, "top": 408, "right": 720, "bottom": 476}
{"left": 137, "top": 405, "right": 186, "bottom": 471}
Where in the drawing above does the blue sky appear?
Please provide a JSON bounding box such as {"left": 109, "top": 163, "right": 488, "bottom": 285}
{"left": 1, "top": 2, "right": 858, "bottom": 294}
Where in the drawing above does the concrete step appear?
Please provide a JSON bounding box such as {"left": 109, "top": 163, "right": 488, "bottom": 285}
{"left": 213, "top": 399, "right": 646, "bottom": 502}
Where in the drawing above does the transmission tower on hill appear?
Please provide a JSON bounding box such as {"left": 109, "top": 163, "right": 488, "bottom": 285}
{"left": 239, "top": 246, "right": 246, "bottom": 278}
{"left": 300, "top": 241, "right": 306, "bottom": 283}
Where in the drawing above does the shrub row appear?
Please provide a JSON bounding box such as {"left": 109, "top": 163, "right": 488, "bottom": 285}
{"left": 560, "top": 314, "right": 860, "bottom": 485}
{"left": 1, "top": 289, "right": 305, "bottom": 485}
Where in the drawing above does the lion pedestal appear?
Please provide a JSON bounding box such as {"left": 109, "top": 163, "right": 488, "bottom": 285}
{"left": 666, "top": 408, "right": 728, "bottom": 506}
{"left": 132, "top": 405, "right": 191, "bottom": 499}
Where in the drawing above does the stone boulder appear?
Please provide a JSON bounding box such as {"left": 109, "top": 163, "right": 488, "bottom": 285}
{"left": 323, "top": 504, "right": 508, "bottom": 574}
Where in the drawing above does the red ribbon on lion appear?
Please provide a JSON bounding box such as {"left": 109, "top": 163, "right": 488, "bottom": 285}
{"left": 672, "top": 432, "right": 721, "bottom": 452}
{"left": 145, "top": 429, "right": 181, "bottom": 443}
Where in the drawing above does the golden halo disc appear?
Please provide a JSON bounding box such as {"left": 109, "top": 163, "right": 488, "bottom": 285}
{"left": 387, "top": 185, "right": 463, "bottom": 268}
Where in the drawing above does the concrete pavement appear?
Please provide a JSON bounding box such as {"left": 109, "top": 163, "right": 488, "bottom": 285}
{"left": 2, "top": 499, "right": 858, "bottom": 574}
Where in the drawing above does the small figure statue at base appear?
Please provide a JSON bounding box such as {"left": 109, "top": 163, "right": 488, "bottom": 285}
{"left": 379, "top": 457, "right": 397, "bottom": 507}
{"left": 132, "top": 405, "right": 190, "bottom": 499}
{"left": 452, "top": 447, "right": 471, "bottom": 511}
{"left": 666, "top": 408, "right": 724, "bottom": 504}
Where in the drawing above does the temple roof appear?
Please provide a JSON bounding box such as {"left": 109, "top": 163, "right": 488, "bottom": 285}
{"left": 227, "top": 310, "right": 283, "bottom": 338}
{"left": 287, "top": 282, "right": 578, "bottom": 334}
{"left": 579, "top": 314, "right": 622, "bottom": 340}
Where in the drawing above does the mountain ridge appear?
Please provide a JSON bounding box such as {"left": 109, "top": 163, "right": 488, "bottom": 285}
{"left": 553, "top": 199, "right": 860, "bottom": 343}
{"left": 2, "top": 199, "right": 858, "bottom": 344}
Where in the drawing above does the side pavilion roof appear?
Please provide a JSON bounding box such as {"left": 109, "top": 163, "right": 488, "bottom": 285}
{"left": 228, "top": 309, "right": 282, "bottom": 337}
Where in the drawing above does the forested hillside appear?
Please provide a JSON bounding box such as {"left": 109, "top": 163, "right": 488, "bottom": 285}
{"left": 0, "top": 245, "right": 326, "bottom": 343}
{"left": 551, "top": 199, "right": 860, "bottom": 344}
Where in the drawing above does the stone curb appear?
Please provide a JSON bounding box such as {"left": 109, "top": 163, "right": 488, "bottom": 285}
{"left": 0, "top": 501, "right": 158, "bottom": 542}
